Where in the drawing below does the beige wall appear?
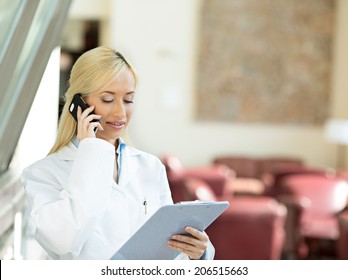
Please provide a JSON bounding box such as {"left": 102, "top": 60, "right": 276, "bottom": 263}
{"left": 331, "top": 0, "right": 348, "bottom": 119}
{"left": 330, "top": 0, "right": 348, "bottom": 167}
{"left": 69, "top": 0, "right": 348, "bottom": 168}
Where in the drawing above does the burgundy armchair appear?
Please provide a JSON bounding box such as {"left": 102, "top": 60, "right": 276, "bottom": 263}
{"left": 263, "top": 167, "right": 334, "bottom": 197}
{"left": 278, "top": 174, "right": 348, "bottom": 259}
{"left": 256, "top": 157, "right": 304, "bottom": 179}
{"left": 162, "top": 155, "right": 234, "bottom": 202}
{"left": 212, "top": 156, "right": 303, "bottom": 196}
{"left": 212, "top": 156, "right": 265, "bottom": 195}
{"left": 183, "top": 178, "right": 287, "bottom": 259}
{"left": 213, "top": 156, "right": 303, "bottom": 179}
{"left": 213, "top": 156, "right": 259, "bottom": 178}
{"left": 337, "top": 210, "right": 348, "bottom": 259}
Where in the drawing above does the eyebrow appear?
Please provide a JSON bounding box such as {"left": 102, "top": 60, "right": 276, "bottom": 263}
{"left": 101, "top": 91, "right": 135, "bottom": 95}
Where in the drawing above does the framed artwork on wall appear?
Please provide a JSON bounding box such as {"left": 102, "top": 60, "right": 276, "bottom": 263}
{"left": 196, "top": 0, "right": 335, "bottom": 125}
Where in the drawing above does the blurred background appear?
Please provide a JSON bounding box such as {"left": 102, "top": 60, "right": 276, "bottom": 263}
{"left": 1, "top": 0, "right": 348, "bottom": 260}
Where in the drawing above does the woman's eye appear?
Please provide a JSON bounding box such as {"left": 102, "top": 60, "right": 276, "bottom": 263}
{"left": 124, "top": 100, "right": 134, "bottom": 104}
{"left": 102, "top": 99, "right": 113, "bottom": 103}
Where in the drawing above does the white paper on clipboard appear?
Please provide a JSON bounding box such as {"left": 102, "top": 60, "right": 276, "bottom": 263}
{"left": 110, "top": 200, "right": 229, "bottom": 260}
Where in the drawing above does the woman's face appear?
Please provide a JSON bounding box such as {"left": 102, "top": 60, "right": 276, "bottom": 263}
{"left": 86, "top": 69, "right": 135, "bottom": 145}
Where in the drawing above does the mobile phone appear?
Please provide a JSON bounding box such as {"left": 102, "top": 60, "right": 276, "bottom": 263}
{"left": 69, "top": 93, "right": 99, "bottom": 131}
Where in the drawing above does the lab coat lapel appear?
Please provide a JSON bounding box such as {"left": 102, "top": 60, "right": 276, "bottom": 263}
{"left": 55, "top": 141, "right": 141, "bottom": 187}
{"left": 118, "top": 147, "right": 140, "bottom": 188}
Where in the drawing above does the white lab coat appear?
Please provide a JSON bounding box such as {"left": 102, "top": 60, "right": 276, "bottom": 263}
{"left": 22, "top": 138, "right": 214, "bottom": 260}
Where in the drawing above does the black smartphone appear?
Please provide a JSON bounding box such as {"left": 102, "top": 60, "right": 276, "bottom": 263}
{"left": 69, "top": 93, "right": 99, "bottom": 132}
{"left": 69, "top": 93, "right": 98, "bottom": 122}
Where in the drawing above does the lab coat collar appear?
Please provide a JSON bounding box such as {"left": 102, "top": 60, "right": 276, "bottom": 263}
{"left": 56, "top": 138, "right": 142, "bottom": 161}
{"left": 55, "top": 138, "right": 141, "bottom": 188}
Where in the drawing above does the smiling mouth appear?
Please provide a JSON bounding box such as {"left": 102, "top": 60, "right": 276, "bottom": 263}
{"left": 106, "top": 121, "right": 126, "bottom": 129}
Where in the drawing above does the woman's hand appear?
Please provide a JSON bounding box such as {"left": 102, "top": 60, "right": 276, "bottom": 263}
{"left": 168, "top": 227, "right": 209, "bottom": 260}
{"left": 76, "top": 106, "right": 103, "bottom": 141}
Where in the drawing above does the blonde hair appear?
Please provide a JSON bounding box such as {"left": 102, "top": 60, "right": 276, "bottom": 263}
{"left": 49, "top": 46, "right": 137, "bottom": 154}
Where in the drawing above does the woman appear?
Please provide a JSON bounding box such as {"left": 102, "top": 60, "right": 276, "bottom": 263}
{"left": 22, "top": 46, "right": 214, "bottom": 260}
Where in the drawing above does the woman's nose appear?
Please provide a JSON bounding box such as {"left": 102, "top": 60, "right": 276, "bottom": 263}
{"left": 112, "top": 100, "right": 126, "bottom": 118}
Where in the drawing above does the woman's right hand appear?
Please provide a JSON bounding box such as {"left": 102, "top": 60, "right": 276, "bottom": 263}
{"left": 76, "top": 106, "right": 104, "bottom": 141}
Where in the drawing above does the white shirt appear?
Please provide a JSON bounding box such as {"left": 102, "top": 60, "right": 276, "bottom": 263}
{"left": 22, "top": 138, "right": 214, "bottom": 260}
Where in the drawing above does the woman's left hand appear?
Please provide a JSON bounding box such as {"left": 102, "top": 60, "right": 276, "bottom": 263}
{"left": 168, "top": 227, "right": 209, "bottom": 260}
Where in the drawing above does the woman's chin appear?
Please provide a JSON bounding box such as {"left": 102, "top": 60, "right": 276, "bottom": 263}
{"left": 96, "top": 131, "right": 123, "bottom": 144}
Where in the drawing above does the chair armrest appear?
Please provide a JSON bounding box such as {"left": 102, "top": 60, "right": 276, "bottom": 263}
{"left": 277, "top": 194, "right": 311, "bottom": 210}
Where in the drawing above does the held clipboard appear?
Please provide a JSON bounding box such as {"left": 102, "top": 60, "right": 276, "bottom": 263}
{"left": 110, "top": 200, "right": 229, "bottom": 260}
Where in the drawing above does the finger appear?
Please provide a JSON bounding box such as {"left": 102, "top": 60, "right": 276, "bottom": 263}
{"left": 80, "top": 105, "right": 95, "bottom": 119}
{"left": 168, "top": 239, "right": 196, "bottom": 253}
{"left": 96, "top": 122, "right": 104, "bottom": 131}
{"left": 76, "top": 108, "right": 103, "bottom": 139}
{"left": 84, "top": 114, "right": 102, "bottom": 123}
{"left": 171, "top": 234, "right": 207, "bottom": 251}
{"left": 77, "top": 106, "right": 83, "bottom": 134}
{"left": 77, "top": 106, "right": 93, "bottom": 132}
{"left": 88, "top": 121, "right": 103, "bottom": 132}
{"left": 77, "top": 106, "right": 82, "bottom": 119}
{"left": 168, "top": 240, "right": 202, "bottom": 260}
{"left": 79, "top": 114, "right": 101, "bottom": 130}
{"left": 185, "top": 227, "right": 209, "bottom": 242}
{"left": 79, "top": 116, "right": 97, "bottom": 133}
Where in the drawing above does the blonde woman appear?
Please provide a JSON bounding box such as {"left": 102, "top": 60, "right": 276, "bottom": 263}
{"left": 22, "top": 46, "right": 214, "bottom": 260}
